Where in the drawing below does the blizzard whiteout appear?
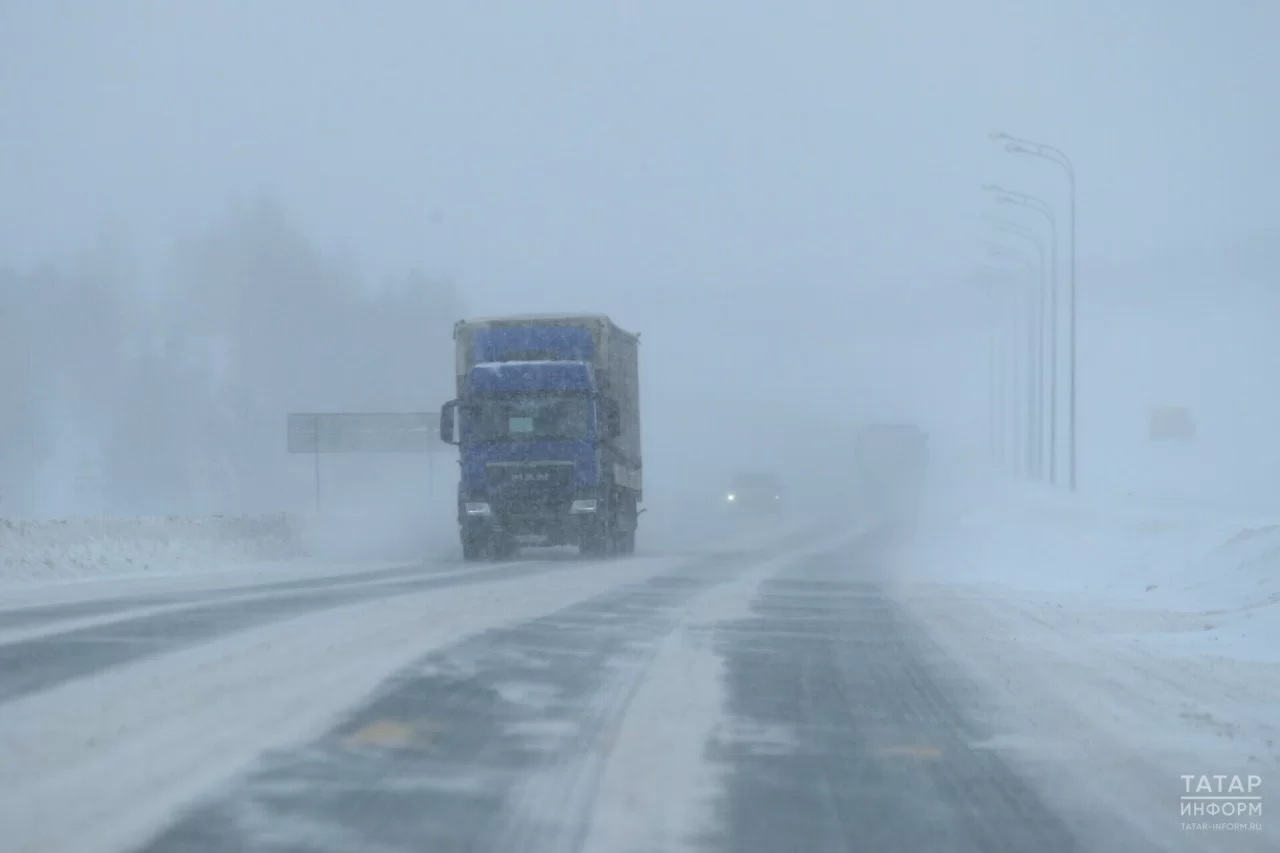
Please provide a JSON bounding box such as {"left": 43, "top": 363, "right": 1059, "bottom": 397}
{"left": 439, "top": 314, "right": 642, "bottom": 561}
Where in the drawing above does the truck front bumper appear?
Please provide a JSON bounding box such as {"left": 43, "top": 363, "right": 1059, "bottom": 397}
{"left": 461, "top": 499, "right": 600, "bottom": 546}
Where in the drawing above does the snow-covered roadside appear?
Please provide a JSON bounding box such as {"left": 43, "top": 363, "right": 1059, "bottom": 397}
{"left": 895, "top": 478, "right": 1280, "bottom": 852}
{"left": 0, "top": 513, "right": 308, "bottom": 588}
{"left": 0, "top": 486, "right": 829, "bottom": 602}
{"left": 901, "top": 478, "right": 1280, "bottom": 657}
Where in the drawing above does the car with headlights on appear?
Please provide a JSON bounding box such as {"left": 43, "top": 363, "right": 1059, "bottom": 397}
{"left": 725, "top": 472, "right": 785, "bottom": 515}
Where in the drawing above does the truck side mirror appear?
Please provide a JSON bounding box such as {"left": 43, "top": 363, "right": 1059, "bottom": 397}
{"left": 602, "top": 398, "right": 621, "bottom": 439}
{"left": 440, "top": 400, "right": 458, "bottom": 445}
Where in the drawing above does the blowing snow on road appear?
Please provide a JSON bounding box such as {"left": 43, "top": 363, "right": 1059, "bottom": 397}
{"left": 2, "top": 496, "right": 1274, "bottom": 853}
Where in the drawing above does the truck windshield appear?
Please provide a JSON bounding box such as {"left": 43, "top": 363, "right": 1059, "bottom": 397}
{"left": 464, "top": 394, "right": 592, "bottom": 443}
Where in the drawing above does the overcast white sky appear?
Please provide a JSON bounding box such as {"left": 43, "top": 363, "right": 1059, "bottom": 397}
{"left": 3, "top": 1, "right": 1276, "bottom": 290}
{"left": 3, "top": 0, "right": 1278, "bottom": 505}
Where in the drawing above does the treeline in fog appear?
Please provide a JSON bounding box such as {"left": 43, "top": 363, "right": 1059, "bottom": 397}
{"left": 0, "top": 200, "right": 461, "bottom": 519}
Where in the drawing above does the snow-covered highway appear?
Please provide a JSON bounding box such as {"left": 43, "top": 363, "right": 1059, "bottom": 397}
{"left": 0, "top": 500, "right": 1275, "bottom": 853}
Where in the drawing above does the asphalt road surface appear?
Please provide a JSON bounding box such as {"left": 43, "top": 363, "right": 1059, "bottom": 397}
{"left": 0, "top": 520, "right": 1213, "bottom": 853}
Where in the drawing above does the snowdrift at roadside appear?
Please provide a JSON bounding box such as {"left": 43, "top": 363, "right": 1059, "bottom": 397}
{"left": 897, "top": 475, "right": 1280, "bottom": 667}
{"left": 903, "top": 477, "right": 1280, "bottom": 607}
{"left": 0, "top": 514, "right": 308, "bottom": 587}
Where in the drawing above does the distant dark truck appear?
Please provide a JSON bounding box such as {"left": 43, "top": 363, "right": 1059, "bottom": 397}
{"left": 439, "top": 314, "right": 642, "bottom": 561}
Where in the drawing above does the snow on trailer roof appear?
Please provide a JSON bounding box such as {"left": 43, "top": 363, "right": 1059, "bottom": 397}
{"left": 456, "top": 314, "right": 639, "bottom": 339}
{"left": 462, "top": 312, "right": 611, "bottom": 323}
{"left": 472, "top": 360, "right": 581, "bottom": 370}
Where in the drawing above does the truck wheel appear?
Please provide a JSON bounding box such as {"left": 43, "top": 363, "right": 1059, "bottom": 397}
{"left": 461, "top": 534, "right": 485, "bottom": 562}
{"left": 490, "top": 535, "right": 518, "bottom": 561}
{"left": 580, "top": 521, "right": 610, "bottom": 558}
{"left": 613, "top": 493, "right": 638, "bottom": 556}
{"left": 615, "top": 529, "right": 636, "bottom": 555}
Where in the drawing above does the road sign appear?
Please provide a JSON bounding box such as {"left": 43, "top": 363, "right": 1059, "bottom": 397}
{"left": 287, "top": 412, "right": 444, "bottom": 454}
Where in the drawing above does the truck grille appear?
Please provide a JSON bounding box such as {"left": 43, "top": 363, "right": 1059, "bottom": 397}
{"left": 485, "top": 462, "right": 574, "bottom": 516}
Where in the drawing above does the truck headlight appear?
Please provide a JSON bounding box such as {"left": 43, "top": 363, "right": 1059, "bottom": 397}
{"left": 570, "top": 499, "right": 598, "bottom": 513}
{"left": 464, "top": 502, "right": 492, "bottom": 516}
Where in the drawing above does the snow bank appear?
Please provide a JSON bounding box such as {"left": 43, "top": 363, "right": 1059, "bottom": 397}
{"left": 902, "top": 476, "right": 1280, "bottom": 609}
{"left": 898, "top": 468, "right": 1280, "bottom": 662}
{"left": 0, "top": 514, "right": 307, "bottom": 587}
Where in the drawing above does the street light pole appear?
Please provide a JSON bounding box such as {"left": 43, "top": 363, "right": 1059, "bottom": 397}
{"left": 985, "top": 243, "right": 1039, "bottom": 481}
{"left": 989, "top": 133, "right": 1078, "bottom": 491}
{"left": 984, "top": 218, "right": 1047, "bottom": 482}
{"left": 982, "top": 184, "right": 1059, "bottom": 486}
{"left": 971, "top": 267, "right": 1016, "bottom": 473}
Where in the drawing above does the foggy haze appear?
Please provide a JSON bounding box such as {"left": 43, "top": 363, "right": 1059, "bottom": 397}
{"left": 2, "top": 1, "right": 1278, "bottom": 521}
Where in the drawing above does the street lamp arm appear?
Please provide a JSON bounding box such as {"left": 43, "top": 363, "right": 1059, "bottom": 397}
{"left": 996, "top": 195, "right": 1056, "bottom": 226}
{"left": 984, "top": 241, "right": 1036, "bottom": 274}
{"left": 982, "top": 184, "right": 1057, "bottom": 226}
{"left": 991, "top": 132, "right": 1076, "bottom": 178}
{"left": 983, "top": 214, "right": 1043, "bottom": 246}
{"left": 990, "top": 225, "right": 1045, "bottom": 270}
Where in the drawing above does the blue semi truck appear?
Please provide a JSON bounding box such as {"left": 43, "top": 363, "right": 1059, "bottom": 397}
{"left": 439, "top": 314, "right": 642, "bottom": 561}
